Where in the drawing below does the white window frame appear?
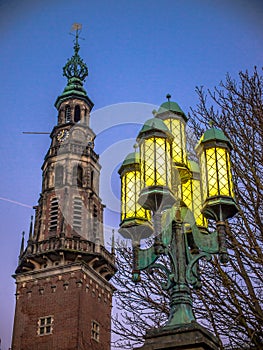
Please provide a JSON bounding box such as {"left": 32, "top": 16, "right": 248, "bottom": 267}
{"left": 91, "top": 320, "right": 100, "bottom": 342}
{"left": 37, "top": 315, "right": 54, "bottom": 336}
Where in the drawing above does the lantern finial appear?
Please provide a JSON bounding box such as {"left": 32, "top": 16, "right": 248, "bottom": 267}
{"left": 166, "top": 93, "right": 171, "bottom": 102}
{"left": 208, "top": 120, "right": 215, "bottom": 127}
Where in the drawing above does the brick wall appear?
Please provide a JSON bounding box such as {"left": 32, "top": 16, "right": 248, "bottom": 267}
{"left": 12, "top": 264, "right": 113, "bottom": 350}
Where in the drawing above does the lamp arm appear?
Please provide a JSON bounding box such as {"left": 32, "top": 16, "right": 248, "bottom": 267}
{"left": 147, "top": 263, "right": 172, "bottom": 290}
{"left": 136, "top": 245, "right": 159, "bottom": 270}
{"left": 186, "top": 251, "right": 212, "bottom": 288}
{"left": 131, "top": 209, "right": 174, "bottom": 275}
{"left": 181, "top": 206, "right": 219, "bottom": 254}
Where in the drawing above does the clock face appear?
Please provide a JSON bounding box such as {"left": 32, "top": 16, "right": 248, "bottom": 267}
{"left": 57, "top": 129, "right": 69, "bottom": 143}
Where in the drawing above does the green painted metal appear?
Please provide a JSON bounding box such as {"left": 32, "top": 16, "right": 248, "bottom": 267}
{"left": 130, "top": 203, "right": 229, "bottom": 328}
{"left": 54, "top": 32, "right": 94, "bottom": 110}
{"left": 197, "top": 127, "right": 232, "bottom": 147}
{"left": 118, "top": 152, "right": 140, "bottom": 175}
{"left": 157, "top": 101, "right": 187, "bottom": 122}
{"left": 136, "top": 117, "right": 174, "bottom": 141}
{"left": 138, "top": 186, "right": 176, "bottom": 213}
{"left": 119, "top": 115, "right": 238, "bottom": 331}
{"left": 187, "top": 160, "right": 200, "bottom": 174}
{"left": 202, "top": 195, "right": 238, "bottom": 221}
{"left": 137, "top": 245, "right": 158, "bottom": 270}
{"left": 119, "top": 218, "right": 153, "bottom": 241}
{"left": 181, "top": 206, "right": 219, "bottom": 253}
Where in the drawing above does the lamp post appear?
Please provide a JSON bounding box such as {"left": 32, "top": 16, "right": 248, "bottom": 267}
{"left": 118, "top": 96, "right": 238, "bottom": 349}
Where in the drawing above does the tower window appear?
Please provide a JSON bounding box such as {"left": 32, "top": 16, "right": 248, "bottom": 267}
{"left": 73, "top": 165, "right": 83, "bottom": 187}
{"left": 90, "top": 170, "right": 94, "bottom": 189}
{"left": 73, "top": 197, "right": 82, "bottom": 232}
{"left": 49, "top": 197, "right": 59, "bottom": 232}
{"left": 55, "top": 165, "right": 63, "bottom": 187}
{"left": 91, "top": 321, "right": 100, "bottom": 342}
{"left": 93, "top": 204, "right": 98, "bottom": 236}
{"left": 37, "top": 316, "right": 54, "bottom": 336}
{"left": 65, "top": 105, "right": 71, "bottom": 123}
{"left": 74, "top": 105, "right": 81, "bottom": 123}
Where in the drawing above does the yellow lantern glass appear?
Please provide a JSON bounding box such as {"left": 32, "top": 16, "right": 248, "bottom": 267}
{"left": 196, "top": 127, "right": 238, "bottom": 221}
{"left": 121, "top": 169, "right": 151, "bottom": 221}
{"left": 163, "top": 118, "right": 187, "bottom": 165}
{"left": 118, "top": 152, "right": 152, "bottom": 239}
{"left": 181, "top": 161, "right": 208, "bottom": 228}
{"left": 200, "top": 146, "right": 234, "bottom": 200}
{"left": 156, "top": 100, "right": 187, "bottom": 165}
{"left": 136, "top": 117, "right": 175, "bottom": 212}
{"left": 140, "top": 137, "right": 172, "bottom": 188}
{"left": 137, "top": 117, "right": 173, "bottom": 190}
{"left": 156, "top": 100, "right": 190, "bottom": 184}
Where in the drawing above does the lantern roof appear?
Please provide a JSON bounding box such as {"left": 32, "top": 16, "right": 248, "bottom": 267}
{"left": 157, "top": 100, "right": 188, "bottom": 122}
{"left": 137, "top": 117, "right": 174, "bottom": 140}
{"left": 198, "top": 127, "right": 232, "bottom": 147}
{"left": 118, "top": 152, "right": 140, "bottom": 175}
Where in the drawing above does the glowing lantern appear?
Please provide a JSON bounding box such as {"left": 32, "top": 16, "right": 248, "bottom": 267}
{"left": 136, "top": 117, "right": 175, "bottom": 212}
{"left": 118, "top": 152, "right": 153, "bottom": 240}
{"left": 156, "top": 97, "right": 190, "bottom": 184}
{"left": 195, "top": 127, "right": 238, "bottom": 221}
{"left": 181, "top": 160, "right": 208, "bottom": 229}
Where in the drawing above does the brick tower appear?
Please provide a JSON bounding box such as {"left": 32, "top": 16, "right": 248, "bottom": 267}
{"left": 11, "top": 26, "right": 116, "bottom": 350}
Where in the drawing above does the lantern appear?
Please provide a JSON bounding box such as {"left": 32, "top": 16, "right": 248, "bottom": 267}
{"left": 195, "top": 127, "right": 238, "bottom": 221}
{"left": 181, "top": 161, "right": 208, "bottom": 230}
{"left": 118, "top": 152, "right": 153, "bottom": 240}
{"left": 156, "top": 99, "right": 190, "bottom": 183}
{"left": 136, "top": 117, "right": 175, "bottom": 212}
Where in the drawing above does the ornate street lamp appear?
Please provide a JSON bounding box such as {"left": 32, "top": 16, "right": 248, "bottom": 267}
{"left": 118, "top": 97, "right": 238, "bottom": 346}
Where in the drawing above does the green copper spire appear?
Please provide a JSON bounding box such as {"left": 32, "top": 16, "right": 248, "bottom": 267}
{"left": 63, "top": 24, "right": 88, "bottom": 82}
{"left": 55, "top": 24, "right": 93, "bottom": 110}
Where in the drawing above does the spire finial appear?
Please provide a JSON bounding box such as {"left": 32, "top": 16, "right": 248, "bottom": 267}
{"left": 63, "top": 23, "right": 88, "bottom": 82}
{"left": 208, "top": 120, "right": 215, "bottom": 128}
{"left": 71, "top": 23, "right": 82, "bottom": 54}
{"left": 28, "top": 215, "right": 33, "bottom": 241}
{"left": 111, "top": 229, "right": 115, "bottom": 255}
{"left": 19, "top": 231, "right": 25, "bottom": 258}
{"left": 133, "top": 143, "right": 138, "bottom": 152}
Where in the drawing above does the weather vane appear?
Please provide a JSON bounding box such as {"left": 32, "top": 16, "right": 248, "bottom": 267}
{"left": 70, "top": 23, "right": 84, "bottom": 48}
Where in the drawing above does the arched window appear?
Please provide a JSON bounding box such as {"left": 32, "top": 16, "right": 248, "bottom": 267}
{"left": 55, "top": 165, "right": 63, "bottom": 187}
{"left": 58, "top": 110, "right": 63, "bottom": 124}
{"left": 73, "top": 165, "right": 83, "bottom": 187}
{"left": 93, "top": 204, "right": 98, "bottom": 236}
{"left": 74, "top": 105, "right": 81, "bottom": 123}
{"left": 65, "top": 105, "right": 71, "bottom": 123}
{"left": 90, "top": 170, "right": 94, "bottom": 189}
{"left": 73, "top": 197, "right": 82, "bottom": 232}
{"left": 49, "top": 197, "right": 59, "bottom": 232}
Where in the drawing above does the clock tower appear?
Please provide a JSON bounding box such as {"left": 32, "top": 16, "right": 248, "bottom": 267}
{"left": 11, "top": 27, "right": 116, "bottom": 350}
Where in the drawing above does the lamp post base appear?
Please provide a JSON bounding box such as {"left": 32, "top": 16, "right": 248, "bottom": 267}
{"left": 134, "top": 322, "right": 220, "bottom": 350}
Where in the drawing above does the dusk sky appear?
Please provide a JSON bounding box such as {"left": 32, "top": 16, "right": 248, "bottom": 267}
{"left": 0, "top": 0, "right": 262, "bottom": 348}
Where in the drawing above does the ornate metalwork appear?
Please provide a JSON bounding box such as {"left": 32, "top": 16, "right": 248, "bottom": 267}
{"left": 133, "top": 205, "right": 226, "bottom": 329}
{"left": 63, "top": 25, "right": 88, "bottom": 82}
{"left": 119, "top": 99, "right": 238, "bottom": 331}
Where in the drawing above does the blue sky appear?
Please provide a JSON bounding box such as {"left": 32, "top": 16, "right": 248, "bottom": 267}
{"left": 0, "top": 0, "right": 262, "bottom": 348}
